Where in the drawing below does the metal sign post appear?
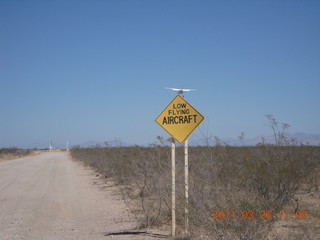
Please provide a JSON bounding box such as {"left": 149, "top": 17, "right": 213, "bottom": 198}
{"left": 171, "top": 140, "right": 176, "bottom": 237}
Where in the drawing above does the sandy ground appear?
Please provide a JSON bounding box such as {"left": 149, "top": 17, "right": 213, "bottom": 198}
{"left": 267, "top": 188, "right": 320, "bottom": 239}
{"left": 0, "top": 152, "right": 169, "bottom": 240}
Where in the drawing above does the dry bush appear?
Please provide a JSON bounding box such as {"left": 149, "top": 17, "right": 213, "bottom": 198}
{"left": 71, "top": 145, "right": 173, "bottom": 228}
{"left": 186, "top": 145, "right": 320, "bottom": 239}
{"left": 71, "top": 144, "right": 320, "bottom": 239}
{"left": 0, "top": 148, "right": 33, "bottom": 159}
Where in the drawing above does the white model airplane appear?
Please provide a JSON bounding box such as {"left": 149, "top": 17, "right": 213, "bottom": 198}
{"left": 165, "top": 87, "right": 197, "bottom": 95}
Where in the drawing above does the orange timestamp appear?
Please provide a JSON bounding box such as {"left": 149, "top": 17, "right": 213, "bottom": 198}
{"left": 212, "top": 210, "right": 309, "bottom": 220}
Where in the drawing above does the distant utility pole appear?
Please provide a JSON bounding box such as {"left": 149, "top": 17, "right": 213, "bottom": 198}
{"left": 66, "top": 141, "right": 69, "bottom": 152}
{"left": 49, "top": 141, "right": 53, "bottom": 151}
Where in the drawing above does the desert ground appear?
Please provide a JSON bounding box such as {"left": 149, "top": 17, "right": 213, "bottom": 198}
{"left": 0, "top": 152, "right": 168, "bottom": 240}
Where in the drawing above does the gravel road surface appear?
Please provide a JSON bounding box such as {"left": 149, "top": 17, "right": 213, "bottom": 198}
{"left": 0, "top": 152, "right": 168, "bottom": 240}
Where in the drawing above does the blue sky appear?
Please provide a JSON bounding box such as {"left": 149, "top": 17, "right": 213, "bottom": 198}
{"left": 1, "top": 0, "right": 319, "bottom": 147}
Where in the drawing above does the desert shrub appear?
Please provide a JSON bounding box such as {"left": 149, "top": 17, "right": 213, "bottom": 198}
{"left": 70, "top": 145, "right": 320, "bottom": 239}
{"left": 186, "top": 145, "right": 320, "bottom": 239}
{"left": 0, "top": 148, "right": 33, "bottom": 158}
{"left": 71, "top": 145, "right": 173, "bottom": 227}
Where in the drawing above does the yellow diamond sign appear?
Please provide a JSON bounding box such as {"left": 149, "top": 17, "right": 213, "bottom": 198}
{"left": 155, "top": 95, "right": 204, "bottom": 144}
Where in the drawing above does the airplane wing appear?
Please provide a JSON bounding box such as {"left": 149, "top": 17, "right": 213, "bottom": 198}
{"left": 165, "top": 87, "right": 180, "bottom": 91}
{"left": 182, "top": 89, "right": 197, "bottom": 91}
{"left": 165, "top": 87, "right": 197, "bottom": 92}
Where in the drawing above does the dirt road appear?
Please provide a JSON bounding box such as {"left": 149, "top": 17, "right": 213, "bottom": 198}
{"left": 0, "top": 152, "right": 167, "bottom": 240}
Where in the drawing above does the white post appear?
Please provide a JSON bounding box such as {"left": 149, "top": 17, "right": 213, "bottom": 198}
{"left": 184, "top": 138, "right": 189, "bottom": 236}
{"left": 49, "top": 141, "right": 52, "bottom": 152}
{"left": 171, "top": 141, "right": 176, "bottom": 237}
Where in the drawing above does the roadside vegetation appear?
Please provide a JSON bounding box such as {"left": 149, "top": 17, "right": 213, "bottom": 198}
{"left": 70, "top": 116, "right": 320, "bottom": 239}
{"left": 0, "top": 148, "right": 34, "bottom": 160}
{"left": 70, "top": 144, "right": 320, "bottom": 239}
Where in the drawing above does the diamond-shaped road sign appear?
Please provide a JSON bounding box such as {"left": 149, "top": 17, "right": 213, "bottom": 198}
{"left": 155, "top": 95, "right": 204, "bottom": 144}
